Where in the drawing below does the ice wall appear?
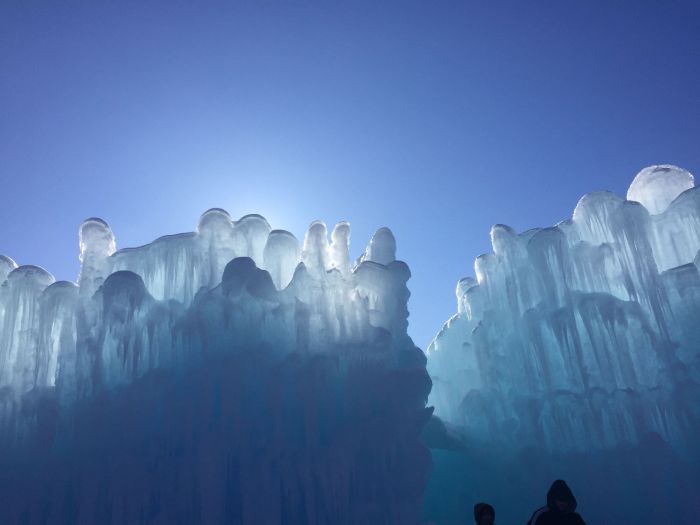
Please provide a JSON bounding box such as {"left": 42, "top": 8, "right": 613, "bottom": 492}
{"left": 0, "top": 211, "right": 431, "bottom": 525}
{"left": 428, "top": 165, "right": 700, "bottom": 453}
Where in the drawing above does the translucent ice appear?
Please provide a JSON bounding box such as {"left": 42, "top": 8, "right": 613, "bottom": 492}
{"left": 428, "top": 165, "right": 700, "bottom": 453}
{"left": 78, "top": 217, "right": 115, "bottom": 296}
{"left": 263, "top": 229, "right": 300, "bottom": 288}
{"left": 0, "top": 210, "right": 430, "bottom": 525}
{"left": 0, "top": 265, "right": 55, "bottom": 391}
{"left": 329, "top": 221, "right": 351, "bottom": 274}
{"left": 360, "top": 226, "right": 397, "bottom": 265}
{"left": 0, "top": 254, "right": 17, "bottom": 282}
{"left": 627, "top": 164, "right": 694, "bottom": 215}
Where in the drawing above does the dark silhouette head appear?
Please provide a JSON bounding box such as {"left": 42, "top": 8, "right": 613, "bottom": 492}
{"left": 474, "top": 502, "right": 495, "bottom": 524}
{"left": 547, "top": 479, "right": 577, "bottom": 514}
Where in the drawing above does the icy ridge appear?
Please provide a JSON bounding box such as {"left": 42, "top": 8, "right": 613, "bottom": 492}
{"left": 0, "top": 212, "right": 430, "bottom": 524}
{"left": 427, "top": 165, "right": 700, "bottom": 452}
{"left": 0, "top": 211, "right": 420, "bottom": 397}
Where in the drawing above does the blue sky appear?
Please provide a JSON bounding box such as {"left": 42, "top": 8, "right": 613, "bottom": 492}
{"left": 1, "top": 1, "right": 699, "bottom": 349}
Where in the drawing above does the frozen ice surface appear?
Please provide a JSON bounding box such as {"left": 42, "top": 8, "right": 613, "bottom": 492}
{"left": 0, "top": 211, "right": 430, "bottom": 525}
{"left": 428, "top": 165, "right": 700, "bottom": 453}
{"left": 0, "top": 210, "right": 425, "bottom": 394}
{"left": 358, "top": 226, "right": 397, "bottom": 266}
{"left": 329, "top": 221, "right": 351, "bottom": 274}
{"left": 0, "top": 254, "right": 17, "bottom": 282}
{"left": 263, "top": 229, "right": 300, "bottom": 288}
{"left": 627, "top": 164, "right": 694, "bottom": 215}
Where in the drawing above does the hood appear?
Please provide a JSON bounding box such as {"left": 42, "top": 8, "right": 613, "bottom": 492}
{"left": 547, "top": 479, "right": 577, "bottom": 512}
{"left": 474, "top": 502, "right": 495, "bottom": 521}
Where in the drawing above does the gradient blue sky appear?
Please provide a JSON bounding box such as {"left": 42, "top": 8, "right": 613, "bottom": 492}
{"left": 2, "top": 1, "right": 699, "bottom": 349}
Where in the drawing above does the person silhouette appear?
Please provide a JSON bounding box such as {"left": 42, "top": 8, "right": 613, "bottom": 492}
{"left": 474, "top": 502, "right": 495, "bottom": 525}
{"left": 527, "top": 479, "right": 586, "bottom": 525}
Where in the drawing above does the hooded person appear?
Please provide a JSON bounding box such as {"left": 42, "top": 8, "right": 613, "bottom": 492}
{"left": 527, "top": 480, "right": 587, "bottom": 525}
{"left": 474, "top": 502, "right": 495, "bottom": 525}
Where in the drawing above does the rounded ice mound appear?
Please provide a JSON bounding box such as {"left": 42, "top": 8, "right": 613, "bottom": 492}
{"left": 302, "top": 221, "right": 329, "bottom": 275}
{"left": 236, "top": 214, "right": 271, "bottom": 242}
{"left": 330, "top": 221, "right": 351, "bottom": 273}
{"left": 366, "top": 227, "right": 396, "bottom": 265}
{"left": 264, "top": 230, "right": 300, "bottom": 289}
{"left": 235, "top": 214, "right": 272, "bottom": 265}
{"left": 626, "top": 165, "right": 694, "bottom": 215}
{"left": 8, "top": 265, "right": 55, "bottom": 288}
{"left": 79, "top": 218, "right": 116, "bottom": 258}
{"left": 456, "top": 277, "right": 477, "bottom": 298}
{"left": 331, "top": 221, "right": 351, "bottom": 249}
{"left": 0, "top": 255, "right": 18, "bottom": 283}
{"left": 265, "top": 229, "right": 299, "bottom": 251}
{"left": 306, "top": 220, "right": 328, "bottom": 239}
{"left": 571, "top": 191, "right": 624, "bottom": 244}
{"left": 490, "top": 224, "right": 518, "bottom": 255}
{"left": 197, "top": 208, "right": 232, "bottom": 233}
{"left": 572, "top": 191, "right": 622, "bottom": 223}
{"left": 43, "top": 281, "right": 79, "bottom": 304}
{"left": 236, "top": 213, "right": 271, "bottom": 232}
{"left": 474, "top": 253, "right": 495, "bottom": 285}
{"left": 44, "top": 280, "right": 79, "bottom": 294}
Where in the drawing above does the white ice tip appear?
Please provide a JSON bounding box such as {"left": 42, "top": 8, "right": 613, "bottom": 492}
{"left": 0, "top": 254, "right": 18, "bottom": 270}
{"left": 80, "top": 217, "right": 114, "bottom": 238}
{"left": 367, "top": 227, "right": 396, "bottom": 265}
{"left": 627, "top": 165, "right": 695, "bottom": 215}
{"left": 79, "top": 217, "right": 116, "bottom": 256}
{"left": 197, "top": 208, "right": 232, "bottom": 232}
{"left": 8, "top": 265, "right": 55, "bottom": 287}
{"left": 0, "top": 255, "right": 18, "bottom": 282}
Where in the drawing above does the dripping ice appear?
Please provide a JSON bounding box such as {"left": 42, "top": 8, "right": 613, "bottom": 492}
{"left": 0, "top": 211, "right": 431, "bottom": 525}
{"left": 427, "top": 164, "right": 700, "bottom": 453}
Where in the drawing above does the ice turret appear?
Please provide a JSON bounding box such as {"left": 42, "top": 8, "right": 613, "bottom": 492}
{"left": 197, "top": 208, "right": 237, "bottom": 288}
{"left": 197, "top": 207, "right": 233, "bottom": 233}
{"left": 330, "top": 221, "right": 351, "bottom": 274}
{"left": 263, "top": 229, "right": 300, "bottom": 289}
{"left": 78, "top": 218, "right": 115, "bottom": 297}
{"left": 627, "top": 164, "right": 694, "bottom": 215}
{"left": 233, "top": 213, "right": 271, "bottom": 267}
{"left": 36, "top": 281, "right": 78, "bottom": 388}
{"left": 572, "top": 190, "right": 624, "bottom": 245}
{"left": 0, "top": 255, "right": 17, "bottom": 284}
{"left": 0, "top": 265, "right": 54, "bottom": 391}
{"left": 301, "top": 220, "right": 330, "bottom": 277}
{"left": 361, "top": 227, "right": 397, "bottom": 265}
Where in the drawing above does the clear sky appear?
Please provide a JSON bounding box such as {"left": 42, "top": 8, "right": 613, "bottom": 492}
{"left": 2, "top": 1, "right": 699, "bottom": 349}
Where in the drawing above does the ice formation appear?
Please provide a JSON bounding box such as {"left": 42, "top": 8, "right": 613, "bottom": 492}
{"left": 427, "top": 165, "right": 700, "bottom": 453}
{"left": 0, "top": 211, "right": 430, "bottom": 524}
